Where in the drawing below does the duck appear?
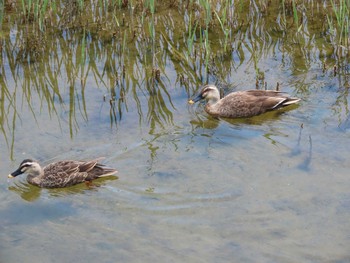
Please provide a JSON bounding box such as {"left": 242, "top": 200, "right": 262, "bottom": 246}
{"left": 8, "top": 158, "right": 118, "bottom": 188}
{"left": 188, "top": 84, "right": 300, "bottom": 118}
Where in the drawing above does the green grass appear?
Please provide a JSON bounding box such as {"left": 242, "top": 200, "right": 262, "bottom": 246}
{"left": 1, "top": 0, "right": 350, "bottom": 149}
{"left": 330, "top": 0, "right": 350, "bottom": 46}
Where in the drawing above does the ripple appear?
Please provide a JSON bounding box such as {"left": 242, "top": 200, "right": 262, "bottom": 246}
{"left": 101, "top": 184, "right": 243, "bottom": 215}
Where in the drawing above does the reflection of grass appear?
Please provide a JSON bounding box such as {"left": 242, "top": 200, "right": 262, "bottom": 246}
{"left": 186, "top": 13, "right": 197, "bottom": 62}
{"left": 0, "top": 82, "right": 18, "bottom": 160}
{"left": 0, "top": 0, "right": 350, "bottom": 147}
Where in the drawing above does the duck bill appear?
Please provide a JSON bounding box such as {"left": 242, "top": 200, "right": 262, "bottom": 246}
{"left": 8, "top": 167, "right": 24, "bottom": 178}
{"left": 188, "top": 94, "right": 203, "bottom": 104}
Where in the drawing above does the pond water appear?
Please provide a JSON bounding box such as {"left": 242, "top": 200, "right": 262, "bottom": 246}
{"left": 0, "top": 1, "right": 350, "bottom": 262}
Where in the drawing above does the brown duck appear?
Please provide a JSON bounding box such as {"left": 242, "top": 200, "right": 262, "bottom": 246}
{"left": 189, "top": 84, "right": 300, "bottom": 118}
{"left": 8, "top": 158, "right": 118, "bottom": 188}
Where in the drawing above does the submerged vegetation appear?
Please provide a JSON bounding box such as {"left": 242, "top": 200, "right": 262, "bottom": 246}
{"left": 2, "top": 0, "right": 349, "bottom": 69}
{"left": 0, "top": 0, "right": 350, "bottom": 156}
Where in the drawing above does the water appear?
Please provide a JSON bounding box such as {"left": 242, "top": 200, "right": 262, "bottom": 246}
{"left": 1, "top": 1, "right": 350, "bottom": 262}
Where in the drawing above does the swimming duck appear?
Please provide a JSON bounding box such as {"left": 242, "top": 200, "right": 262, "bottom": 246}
{"left": 8, "top": 158, "right": 118, "bottom": 188}
{"left": 189, "top": 84, "right": 300, "bottom": 118}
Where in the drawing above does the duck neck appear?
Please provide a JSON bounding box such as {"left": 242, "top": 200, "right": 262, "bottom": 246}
{"left": 207, "top": 97, "right": 219, "bottom": 106}
{"left": 26, "top": 168, "right": 44, "bottom": 186}
{"left": 205, "top": 88, "right": 221, "bottom": 106}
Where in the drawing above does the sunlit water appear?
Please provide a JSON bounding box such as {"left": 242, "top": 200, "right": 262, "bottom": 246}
{"left": 1, "top": 2, "right": 350, "bottom": 262}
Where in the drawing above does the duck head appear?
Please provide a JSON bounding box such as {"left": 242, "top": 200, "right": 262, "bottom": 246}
{"left": 189, "top": 85, "right": 220, "bottom": 105}
{"left": 8, "top": 159, "right": 42, "bottom": 178}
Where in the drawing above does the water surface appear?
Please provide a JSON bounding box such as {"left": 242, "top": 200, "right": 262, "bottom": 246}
{"left": 0, "top": 1, "right": 350, "bottom": 262}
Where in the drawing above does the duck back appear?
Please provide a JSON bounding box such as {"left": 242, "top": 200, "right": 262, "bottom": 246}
{"left": 205, "top": 90, "right": 300, "bottom": 118}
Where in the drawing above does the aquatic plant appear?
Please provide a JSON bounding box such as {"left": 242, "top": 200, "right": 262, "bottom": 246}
{"left": 214, "top": 9, "right": 230, "bottom": 52}
{"left": 328, "top": 0, "right": 350, "bottom": 48}
{"left": 0, "top": 0, "right": 350, "bottom": 157}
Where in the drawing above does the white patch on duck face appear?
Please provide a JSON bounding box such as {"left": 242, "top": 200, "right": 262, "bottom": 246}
{"left": 202, "top": 90, "right": 209, "bottom": 97}
{"left": 203, "top": 87, "right": 219, "bottom": 101}
{"left": 20, "top": 162, "right": 34, "bottom": 172}
{"left": 202, "top": 87, "right": 215, "bottom": 98}
{"left": 207, "top": 90, "right": 216, "bottom": 98}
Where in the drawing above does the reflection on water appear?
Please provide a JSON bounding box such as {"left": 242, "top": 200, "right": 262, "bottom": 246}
{"left": 8, "top": 181, "right": 42, "bottom": 202}
{"left": 190, "top": 102, "right": 300, "bottom": 131}
{"left": 0, "top": 1, "right": 349, "bottom": 155}
{"left": 287, "top": 124, "right": 313, "bottom": 171}
{"left": 296, "top": 135, "right": 312, "bottom": 171}
{"left": 8, "top": 176, "right": 118, "bottom": 201}
{"left": 0, "top": 1, "right": 350, "bottom": 262}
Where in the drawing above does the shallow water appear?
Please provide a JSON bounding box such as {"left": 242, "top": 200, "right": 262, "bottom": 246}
{"left": 1, "top": 1, "right": 350, "bottom": 262}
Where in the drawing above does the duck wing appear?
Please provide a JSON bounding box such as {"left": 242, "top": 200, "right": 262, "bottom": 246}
{"left": 244, "top": 90, "right": 300, "bottom": 109}
{"left": 80, "top": 159, "right": 118, "bottom": 180}
{"left": 42, "top": 160, "right": 89, "bottom": 188}
{"left": 211, "top": 90, "right": 299, "bottom": 118}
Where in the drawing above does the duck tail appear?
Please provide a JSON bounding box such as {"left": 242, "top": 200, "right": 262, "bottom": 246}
{"left": 282, "top": 97, "right": 301, "bottom": 106}
{"left": 272, "top": 97, "right": 300, "bottom": 109}
{"left": 100, "top": 167, "right": 118, "bottom": 177}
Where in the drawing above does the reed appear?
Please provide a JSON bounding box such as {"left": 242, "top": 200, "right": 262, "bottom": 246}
{"left": 0, "top": 2, "right": 4, "bottom": 26}
{"left": 198, "top": 0, "right": 212, "bottom": 76}
{"left": 39, "top": 0, "right": 49, "bottom": 30}
{"left": 199, "top": 0, "right": 211, "bottom": 27}
{"left": 215, "top": 11, "right": 230, "bottom": 52}
{"left": 281, "top": 0, "right": 286, "bottom": 28}
{"left": 77, "top": 0, "right": 84, "bottom": 10}
{"left": 147, "top": 0, "right": 155, "bottom": 14}
{"left": 292, "top": 0, "right": 302, "bottom": 32}
{"left": 1, "top": 0, "right": 350, "bottom": 143}
{"left": 329, "top": 0, "right": 350, "bottom": 46}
